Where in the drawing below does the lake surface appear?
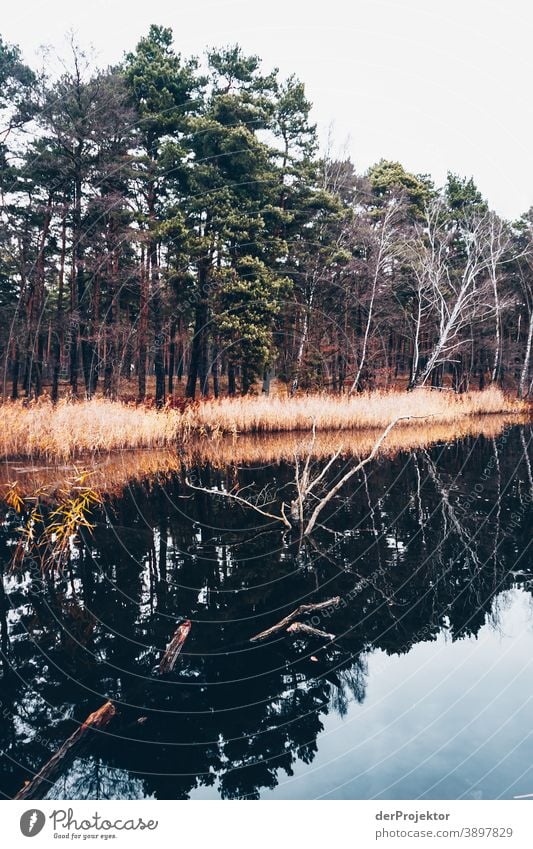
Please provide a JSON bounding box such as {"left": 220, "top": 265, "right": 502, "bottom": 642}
{"left": 1, "top": 423, "right": 533, "bottom": 800}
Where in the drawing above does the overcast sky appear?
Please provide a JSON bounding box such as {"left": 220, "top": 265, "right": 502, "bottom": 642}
{"left": 2, "top": 0, "right": 531, "bottom": 219}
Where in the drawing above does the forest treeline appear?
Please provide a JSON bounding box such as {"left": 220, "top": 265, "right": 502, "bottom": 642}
{"left": 2, "top": 24, "right": 533, "bottom": 404}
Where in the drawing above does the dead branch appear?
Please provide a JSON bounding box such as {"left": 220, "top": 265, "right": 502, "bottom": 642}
{"left": 158, "top": 619, "right": 192, "bottom": 674}
{"left": 185, "top": 478, "right": 292, "bottom": 529}
{"left": 286, "top": 622, "right": 335, "bottom": 640}
{"left": 250, "top": 596, "right": 340, "bottom": 642}
{"left": 15, "top": 700, "right": 116, "bottom": 801}
{"left": 304, "top": 415, "right": 427, "bottom": 535}
{"left": 188, "top": 416, "right": 429, "bottom": 539}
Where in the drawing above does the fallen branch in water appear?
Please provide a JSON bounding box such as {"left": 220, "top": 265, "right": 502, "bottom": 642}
{"left": 15, "top": 700, "right": 116, "bottom": 801}
{"left": 303, "top": 415, "right": 428, "bottom": 535}
{"left": 250, "top": 597, "right": 340, "bottom": 642}
{"left": 158, "top": 620, "right": 192, "bottom": 674}
{"left": 186, "top": 415, "right": 431, "bottom": 537}
{"left": 286, "top": 622, "right": 335, "bottom": 640}
{"left": 185, "top": 478, "right": 292, "bottom": 528}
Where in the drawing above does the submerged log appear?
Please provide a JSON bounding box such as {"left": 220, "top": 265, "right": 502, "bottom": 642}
{"left": 15, "top": 620, "right": 192, "bottom": 799}
{"left": 250, "top": 596, "right": 340, "bottom": 642}
{"left": 15, "top": 700, "right": 116, "bottom": 801}
{"left": 158, "top": 619, "right": 192, "bottom": 674}
{"left": 286, "top": 621, "right": 335, "bottom": 640}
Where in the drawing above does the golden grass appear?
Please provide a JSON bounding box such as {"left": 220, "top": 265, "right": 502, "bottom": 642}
{"left": 0, "top": 413, "right": 525, "bottom": 501}
{"left": 188, "top": 387, "right": 526, "bottom": 435}
{"left": 0, "top": 387, "right": 527, "bottom": 463}
{"left": 0, "top": 398, "right": 181, "bottom": 462}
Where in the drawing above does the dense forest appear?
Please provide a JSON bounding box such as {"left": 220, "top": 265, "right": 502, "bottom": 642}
{"left": 2, "top": 24, "right": 533, "bottom": 404}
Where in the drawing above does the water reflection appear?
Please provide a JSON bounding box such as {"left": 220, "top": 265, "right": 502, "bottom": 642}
{"left": 0, "top": 425, "right": 532, "bottom": 799}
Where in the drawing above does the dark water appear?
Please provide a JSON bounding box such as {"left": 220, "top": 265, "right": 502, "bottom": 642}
{"left": 1, "top": 425, "right": 533, "bottom": 800}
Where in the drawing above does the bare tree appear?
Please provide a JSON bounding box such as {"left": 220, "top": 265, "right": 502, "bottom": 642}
{"left": 186, "top": 415, "right": 424, "bottom": 537}
{"left": 403, "top": 225, "right": 440, "bottom": 389}
{"left": 349, "top": 199, "right": 401, "bottom": 393}
{"left": 516, "top": 221, "right": 533, "bottom": 398}
{"left": 518, "top": 279, "right": 533, "bottom": 399}
{"left": 484, "top": 213, "right": 513, "bottom": 384}
{"left": 290, "top": 262, "right": 320, "bottom": 396}
{"left": 410, "top": 201, "right": 495, "bottom": 389}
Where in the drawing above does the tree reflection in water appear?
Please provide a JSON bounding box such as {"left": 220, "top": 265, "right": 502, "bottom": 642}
{"left": 0, "top": 425, "right": 532, "bottom": 800}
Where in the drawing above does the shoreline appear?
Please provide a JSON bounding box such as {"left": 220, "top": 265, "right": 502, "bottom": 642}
{"left": 0, "top": 387, "right": 529, "bottom": 463}
{"left": 0, "top": 411, "right": 528, "bottom": 501}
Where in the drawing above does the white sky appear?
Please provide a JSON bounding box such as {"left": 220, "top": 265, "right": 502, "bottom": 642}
{"left": 2, "top": 0, "right": 532, "bottom": 219}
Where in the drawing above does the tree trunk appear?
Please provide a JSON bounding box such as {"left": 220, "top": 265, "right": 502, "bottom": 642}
{"left": 11, "top": 344, "right": 20, "bottom": 400}
{"left": 137, "top": 247, "right": 148, "bottom": 402}
{"left": 186, "top": 266, "right": 209, "bottom": 399}
{"left": 151, "top": 241, "right": 165, "bottom": 406}
{"left": 228, "top": 361, "right": 236, "bottom": 396}
{"left": 291, "top": 300, "right": 310, "bottom": 395}
{"left": 211, "top": 341, "right": 219, "bottom": 398}
{"left": 168, "top": 318, "right": 177, "bottom": 396}
{"left": 518, "top": 310, "right": 533, "bottom": 398}
{"left": 51, "top": 212, "right": 67, "bottom": 402}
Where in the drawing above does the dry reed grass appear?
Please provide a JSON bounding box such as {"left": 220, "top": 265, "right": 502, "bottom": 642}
{"left": 0, "top": 387, "right": 527, "bottom": 463}
{"left": 188, "top": 387, "right": 526, "bottom": 435}
{"left": 0, "top": 412, "right": 524, "bottom": 500}
{"left": 0, "top": 398, "right": 181, "bottom": 461}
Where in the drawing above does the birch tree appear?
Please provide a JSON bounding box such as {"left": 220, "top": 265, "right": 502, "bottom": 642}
{"left": 410, "top": 201, "right": 495, "bottom": 389}
{"left": 515, "top": 211, "right": 533, "bottom": 398}
{"left": 349, "top": 198, "right": 401, "bottom": 393}
{"left": 484, "top": 213, "right": 512, "bottom": 384}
